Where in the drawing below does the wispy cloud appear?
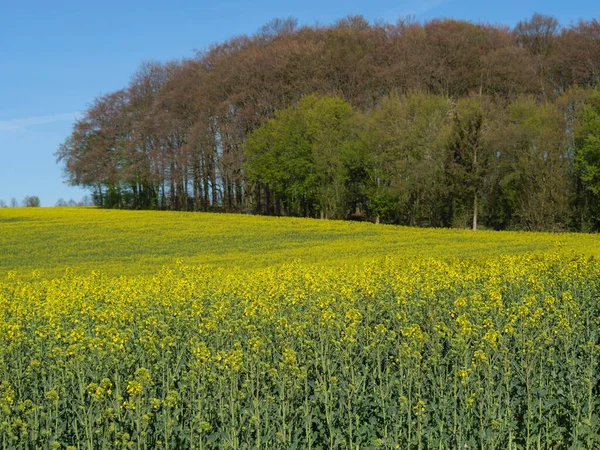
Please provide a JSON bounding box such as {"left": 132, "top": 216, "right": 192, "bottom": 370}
{"left": 0, "top": 112, "right": 81, "bottom": 132}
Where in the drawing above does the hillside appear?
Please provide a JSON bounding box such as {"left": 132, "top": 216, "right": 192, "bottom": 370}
{"left": 1, "top": 207, "right": 599, "bottom": 278}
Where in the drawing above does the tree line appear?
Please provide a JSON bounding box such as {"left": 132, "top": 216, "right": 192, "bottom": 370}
{"left": 57, "top": 13, "right": 600, "bottom": 230}
{"left": 0, "top": 196, "right": 40, "bottom": 208}
{"left": 0, "top": 196, "right": 94, "bottom": 208}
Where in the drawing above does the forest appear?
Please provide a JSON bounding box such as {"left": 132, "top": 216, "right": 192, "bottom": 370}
{"left": 56, "top": 13, "right": 600, "bottom": 231}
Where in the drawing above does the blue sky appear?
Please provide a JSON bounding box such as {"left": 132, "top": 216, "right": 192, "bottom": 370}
{"left": 1, "top": 0, "right": 597, "bottom": 206}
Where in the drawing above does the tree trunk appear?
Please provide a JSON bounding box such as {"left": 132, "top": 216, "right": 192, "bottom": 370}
{"left": 472, "top": 193, "right": 478, "bottom": 230}
{"left": 472, "top": 144, "right": 478, "bottom": 230}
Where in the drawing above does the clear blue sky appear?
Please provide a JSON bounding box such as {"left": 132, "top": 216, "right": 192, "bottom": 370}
{"left": 1, "top": 0, "right": 597, "bottom": 206}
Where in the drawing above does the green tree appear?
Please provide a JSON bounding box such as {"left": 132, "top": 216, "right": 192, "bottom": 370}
{"left": 362, "top": 91, "right": 453, "bottom": 225}
{"left": 574, "top": 88, "right": 600, "bottom": 229}
{"left": 244, "top": 94, "right": 361, "bottom": 219}
{"left": 22, "top": 196, "right": 41, "bottom": 207}
{"left": 446, "top": 97, "right": 491, "bottom": 229}
{"left": 490, "top": 97, "right": 571, "bottom": 230}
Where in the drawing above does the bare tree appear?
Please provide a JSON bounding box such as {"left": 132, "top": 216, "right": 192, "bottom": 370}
{"left": 80, "top": 195, "right": 94, "bottom": 206}
{"left": 514, "top": 13, "right": 560, "bottom": 99}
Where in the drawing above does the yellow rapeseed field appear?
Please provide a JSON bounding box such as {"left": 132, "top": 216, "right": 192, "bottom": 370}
{"left": 1, "top": 207, "right": 599, "bottom": 278}
{"left": 0, "top": 208, "right": 599, "bottom": 449}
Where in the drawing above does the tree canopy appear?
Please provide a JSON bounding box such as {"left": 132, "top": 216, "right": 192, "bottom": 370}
{"left": 57, "top": 13, "right": 600, "bottom": 231}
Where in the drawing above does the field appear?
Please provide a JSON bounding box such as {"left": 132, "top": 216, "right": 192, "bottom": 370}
{"left": 1, "top": 208, "right": 600, "bottom": 278}
{"left": 1, "top": 208, "right": 599, "bottom": 449}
